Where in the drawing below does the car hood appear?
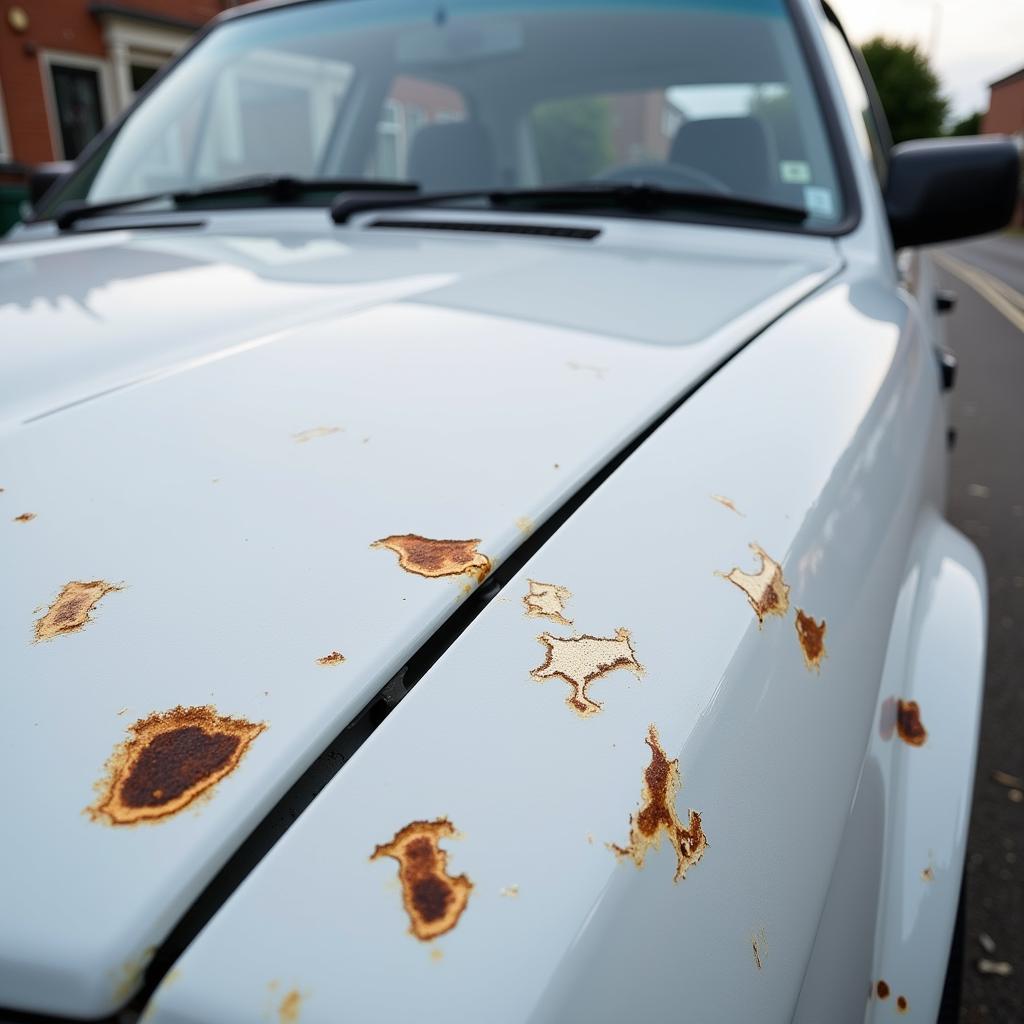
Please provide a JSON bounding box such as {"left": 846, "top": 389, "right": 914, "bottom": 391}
{"left": 0, "top": 217, "right": 840, "bottom": 1017}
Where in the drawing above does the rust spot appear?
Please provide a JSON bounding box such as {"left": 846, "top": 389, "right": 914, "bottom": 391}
{"left": 876, "top": 980, "right": 890, "bottom": 999}
{"left": 13, "top": 512, "right": 35, "bottom": 523}
{"left": 896, "top": 700, "right": 927, "bottom": 746}
{"left": 34, "top": 580, "right": 123, "bottom": 642}
{"left": 711, "top": 494, "right": 744, "bottom": 516}
{"left": 719, "top": 544, "right": 790, "bottom": 625}
{"left": 316, "top": 651, "right": 346, "bottom": 666}
{"left": 795, "top": 609, "right": 827, "bottom": 671}
{"left": 88, "top": 706, "right": 265, "bottom": 825}
{"left": 371, "top": 535, "right": 491, "bottom": 583}
{"left": 279, "top": 989, "right": 302, "bottom": 1023}
{"left": 922, "top": 865, "right": 934, "bottom": 882}
{"left": 523, "top": 579, "right": 573, "bottom": 626}
{"left": 609, "top": 725, "right": 707, "bottom": 882}
{"left": 371, "top": 818, "right": 472, "bottom": 941}
{"left": 292, "top": 426, "right": 342, "bottom": 443}
{"left": 897, "top": 995, "right": 908, "bottom": 1013}
{"left": 752, "top": 928, "right": 767, "bottom": 970}
{"left": 530, "top": 627, "right": 643, "bottom": 717}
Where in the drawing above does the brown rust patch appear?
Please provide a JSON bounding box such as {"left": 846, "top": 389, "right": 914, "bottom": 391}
{"left": 896, "top": 700, "right": 927, "bottom": 746}
{"left": 922, "top": 865, "right": 934, "bottom": 882}
{"left": 371, "top": 818, "right": 472, "bottom": 941}
{"left": 795, "top": 609, "right": 827, "bottom": 671}
{"left": 523, "top": 580, "right": 573, "bottom": 626}
{"left": 719, "top": 544, "right": 790, "bottom": 625}
{"left": 88, "top": 706, "right": 265, "bottom": 825}
{"left": 530, "top": 628, "right": 643, "bottom": 716}
{"left": 876, "top": 980, "right": 890, "bottom": 999}
{"left": 609, "top": 725, "right": 707, "bottom": 882}
{"left": 13, "top": 512, "right": 35, "bottom": 523}
{"left": 711, "top": 494, "right": 744, "bottom": 516}
{"left": 896, "top": 995, "right": 908, "bottom": 1013}
{"left": 278, "top": 989, "right": 302, "bottom": 1023}
{"left": 371, "top": 535, "right": 491, "bottom": 583}
{"left": 316, "top": 651, "right": 346, "bottom": 666}
{"left": 34, "top": 580, "right": 123, "bottom": 642}
{"left": 292, "top": 426, "right": 342, "bottom": 443}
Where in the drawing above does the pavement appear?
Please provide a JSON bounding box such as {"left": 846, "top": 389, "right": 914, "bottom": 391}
{"left": 932, "top": 233, "right": 1024, "bottom": 1024}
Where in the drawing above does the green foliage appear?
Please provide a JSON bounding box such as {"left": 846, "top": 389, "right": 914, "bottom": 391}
{"left": 861, "top": 37, "right": 949, "bottom": 143}
{"left": 948, "top": 111, "right": 983, "bottom": 137}
{"left": 530, "top": 97, "right": 614, "bottom": 184}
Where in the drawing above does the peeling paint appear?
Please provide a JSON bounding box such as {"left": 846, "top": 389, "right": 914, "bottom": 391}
{"left": 88, "top": 706, "right": 265, "bottom": 825}
{"left": 711, "top": 494, "right": 744, "bottom": 516}
{"left": 34, "top": 580, "right": 122, "bottom": 642}
{"left": 278, "top": 989, "right": 302, "bottom": 1023}
{"left": 316, "top": 651, "right": 346, "bottom": 666}
{"left": 371, "top": 819, "right": 472, "bottom": 941}
{"left": 719, "top": 544, "right": 790, "bottom": 625}
{"left": 896, "top": 700, "right": 927, "bottom": 746}
{"left": 292, "top": 427, "right": 342, "bottom": 443}
{"left": 13, "top": 512, "right": 35, "bottom": 523}
{"left": 371, "top": 535, "right": 491, "bottom": 583}
{"left": 795, "top": 609, "right": 827, "bottom": 671}
{"left": 523, "top": 580, "right": 573, "bottom": 626}
{"left": 530, "top": 627, "right": 642, "bottom": 716}
{"left": 610, "top": 725, "right": 706, "bottom": 882}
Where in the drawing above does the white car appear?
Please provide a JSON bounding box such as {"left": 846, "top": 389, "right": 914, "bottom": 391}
{"left": 1, "top": 1, "right": 1018, "bottom": 1021}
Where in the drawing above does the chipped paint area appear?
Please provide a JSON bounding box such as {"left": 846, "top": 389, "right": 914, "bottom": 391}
{"left": 751, "top": 928, "right": 767, "bottom": 970}
{"left": 896, "top": 700, "right": 927, "bottom": 746}
{"left": 720, "top": 544, "right": 790, "bottom": 625}
{"left": 371, "top": 535, "right": 491, "bottom": 583}
{"left": 530, "top": 627, "right": 642, "bottom": 716}
{"left": 34, "top": 580, "right": 122, "bottom": 642}
{"left": 523, "top": 579, "right": 573, "bottom": 626}
{"left": 610, "top": 725, "right": 706, "bottom": 882}
{"left": 711, "top": 494, "right": 744, "bottom": 516}
{"left": 795, "top": 609, "right": 827, "bottom": 671}
{"left": 13, "top": 512, "right": 36, "bottom": 523}
{"left": 316, "top": 651, "right": 346, "bottom": 666}
{"left": 278, "top": 988, "right": 303, "bottom": 1023}
{"left": 88, "top": 706, "right": 265, "bottom": 825}
{"left": 292, "top": 426, "right": 342, "bottom": 443}
{"left": 371, "top": 819, "right": 472, "bottom": 941}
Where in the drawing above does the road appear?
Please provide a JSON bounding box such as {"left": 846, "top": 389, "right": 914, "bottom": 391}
{"left": 932, "top": 233, "right": 1024, "bottom": 1024}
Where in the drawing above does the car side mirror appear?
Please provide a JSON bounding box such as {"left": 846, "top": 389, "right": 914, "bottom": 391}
{"left": 29, "top": 161, "right": 75, "bottom": 208}
{"left": 884, "top": 137, "right": 1020, "bottom": 249}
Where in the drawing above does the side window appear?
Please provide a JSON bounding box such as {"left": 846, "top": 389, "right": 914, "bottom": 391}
{"left": 820, "top": 16, "right": 889, "bottom": 184}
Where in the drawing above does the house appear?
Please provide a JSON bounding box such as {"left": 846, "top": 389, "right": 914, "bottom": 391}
{"left": 983, "top": 64, "right": 1024, "bottom": 227}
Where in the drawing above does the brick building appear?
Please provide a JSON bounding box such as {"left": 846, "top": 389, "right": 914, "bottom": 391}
{"left": 0, "top": 1, "right": 239, "bottom": 166}
{"left": 982, "top": 65, "right": 1024, "bottom": 227}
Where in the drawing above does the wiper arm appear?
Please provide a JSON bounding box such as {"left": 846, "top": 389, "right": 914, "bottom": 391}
{"left": 331, "top": 182, "right": 807, "bottom": 225}
{"left": 55, "top": 176, "right": 420, "bottom": 230}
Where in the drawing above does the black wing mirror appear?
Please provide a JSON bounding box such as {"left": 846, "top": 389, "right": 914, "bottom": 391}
{"left": 885, "top": 137, "right": 1020, "bottom": 249}
{"left": 29, "top": 161, "right": 75, "bottom": 208}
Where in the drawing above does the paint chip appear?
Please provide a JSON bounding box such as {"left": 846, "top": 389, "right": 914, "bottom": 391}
{"left": 795, "top": 609, "right": 827, "bottom": 670}
{"left": 523, "top": 580, "right": 573, "bottom": 626}
{"left": 719, "top": 544, "right": 790, "bottom": 625}
{"left": 34, "top": 580, "right": 122, "bottom": 642}
{"left": 279, "top": 989, "right": 302, "bottom": 1023}
{"left": 896, "top": 700, "right": 927, "bottom": 746}
{"left": 922, "top": 865, "right": 934, "bottom": 882}
{"left": 711, "top": 494, "right": 744, "bottom": 516}
{"left": 317, "top": 651, "right": 346, "bottom": 666}
{"left": 876, "top": 980, "right": 890, "bottom": 999}
{"left": 293, "top": 427, "right": 342, "bottom": 443}
{"left": 371, "top": 819, "right": 472, "bottom": 941}
{"left": 88, "top": 706, "right": 265, "bottom": 825}
{"left": 530, "top": 628, "right": 642, "bottom": 716}
{"left": 13, "top": 512, "right": 35, "bottom": 523}
{"left": 752, "top": 928, "right": 767, "bottom": 970}
{"left": 372, "top": 535, "right": 491, "bottom": 583}
{"left": 609, "top": 725, "right": 706, "bottom": 882}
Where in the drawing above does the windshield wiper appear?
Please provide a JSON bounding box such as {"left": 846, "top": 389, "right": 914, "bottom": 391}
{"left": 330, "top": 182, "right": 807, "bottom": 226}
{"left": 54, "top": 176, "right": 420, "bottom": 231}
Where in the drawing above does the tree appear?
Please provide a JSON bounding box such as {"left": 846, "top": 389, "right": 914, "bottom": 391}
{"left": 861, "top": 37, "right": 949, "bottom": 143}
{"left": 948, "top": 111, "right": 983, "bottom": 136}
{"left": 530, "top": 97, "right": 614, "bottom": 184}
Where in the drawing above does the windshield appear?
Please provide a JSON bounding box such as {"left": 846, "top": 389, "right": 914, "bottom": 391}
{"left": 43, "top": 0, "right": 846, "bottom": 228}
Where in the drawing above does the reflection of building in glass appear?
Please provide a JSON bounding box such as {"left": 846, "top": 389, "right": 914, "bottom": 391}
{"left": 983, "top": 66, "right": 1024, "bottom": 227}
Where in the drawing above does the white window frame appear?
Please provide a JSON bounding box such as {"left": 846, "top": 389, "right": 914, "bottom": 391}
{"left": 99, "top": 16, "right": 191, "bottom": 114}
{"left": 39, "top": 50, "right": 115, "bottom": 160}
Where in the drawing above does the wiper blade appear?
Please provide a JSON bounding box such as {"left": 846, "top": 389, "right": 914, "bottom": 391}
{"left": 55, "top": 176, "right": 419, "bottom": 230}
{"left": 331, "top": 182, "right": 807, "bottom": 225}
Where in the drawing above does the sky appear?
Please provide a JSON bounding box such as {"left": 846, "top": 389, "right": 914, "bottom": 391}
{"left": 831, "top": 0, "right": 1024, "bottom": 122}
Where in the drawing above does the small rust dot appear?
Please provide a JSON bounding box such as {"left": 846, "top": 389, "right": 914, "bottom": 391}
{"left": 34, "top": 580, "right": 122, "bottom": 642}
{"left": 876, "top": 980, "right": 890, "bottom": 999}
{"left": 896, "top": 700, "right": 927, "bottom": 746}
{"left": 719, "top": 544, "right": 790, "bottom": 625}
{"left": 13, "top": 512, "right": 36, "bottom": 523}
{"left": 316, "top": 651, "right": 346, "bottom": 666}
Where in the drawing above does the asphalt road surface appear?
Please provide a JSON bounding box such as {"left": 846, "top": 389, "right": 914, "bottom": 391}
{"left": 933, "top": 233, "right": 1024, "bottom": 1024}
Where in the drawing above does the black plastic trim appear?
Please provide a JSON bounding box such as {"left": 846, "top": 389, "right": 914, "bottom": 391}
{"left": 369, "top": 217, "right": 600, "bottom": 240}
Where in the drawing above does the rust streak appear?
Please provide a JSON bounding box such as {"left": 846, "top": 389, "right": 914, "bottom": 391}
{"left": 88, "top": 706, "right": 265, "bottom": 825}
{"left": 530, "top": 628, "right": 642, "bottom": 717}
{"left": 34, "top": 580, "right": 122, "bottom": 642}
{"left": 13, "top": 512, "right": 36, "bottom": 523}
{"left": 316, "top": 651, "right": 346, "bottom": 666}
{"left": 795, "top": 609, "right": 827, "bottom": 671}
{"left": 609, "top": 725, "right": 707, "bottom": 882}
{"left": 719, "top": 544, "right": 790, "bottom": 625}
{"left": 371, "top": 535, "right": 491, "bottom": 583}
{"left": 896, "top": 700, "right": 927, "bottom": 746}
{"left": 279, "top": 989, "right": 302, "bottom": 1023}
{"left": 523, "top": 580, "right": 573, "bottom": 626}
{"left": 371, "top": 818, "right": 472, "bottom": 941}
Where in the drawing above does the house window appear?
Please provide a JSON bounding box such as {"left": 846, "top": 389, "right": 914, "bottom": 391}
{"left": 130, "top": 62, "right": 160, "bottom": 94}
{"left": 49, "top": 63, "right": 105, "bottom": 159}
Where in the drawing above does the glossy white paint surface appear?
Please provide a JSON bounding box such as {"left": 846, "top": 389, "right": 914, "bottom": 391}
{"left": 145, "top": 268, "right": 977, "bottom": 1024}
{"left": 0, "top": 217, "right": 838, "bottom": 1017}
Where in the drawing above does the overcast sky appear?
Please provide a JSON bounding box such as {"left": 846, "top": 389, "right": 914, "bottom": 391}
{"left": 830, "top": 0, "right": 1024, "bottom": 122}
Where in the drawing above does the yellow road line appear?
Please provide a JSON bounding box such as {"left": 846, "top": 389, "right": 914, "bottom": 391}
{"left": 932, "top": 251, "right": 1024, "bottom": 333}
